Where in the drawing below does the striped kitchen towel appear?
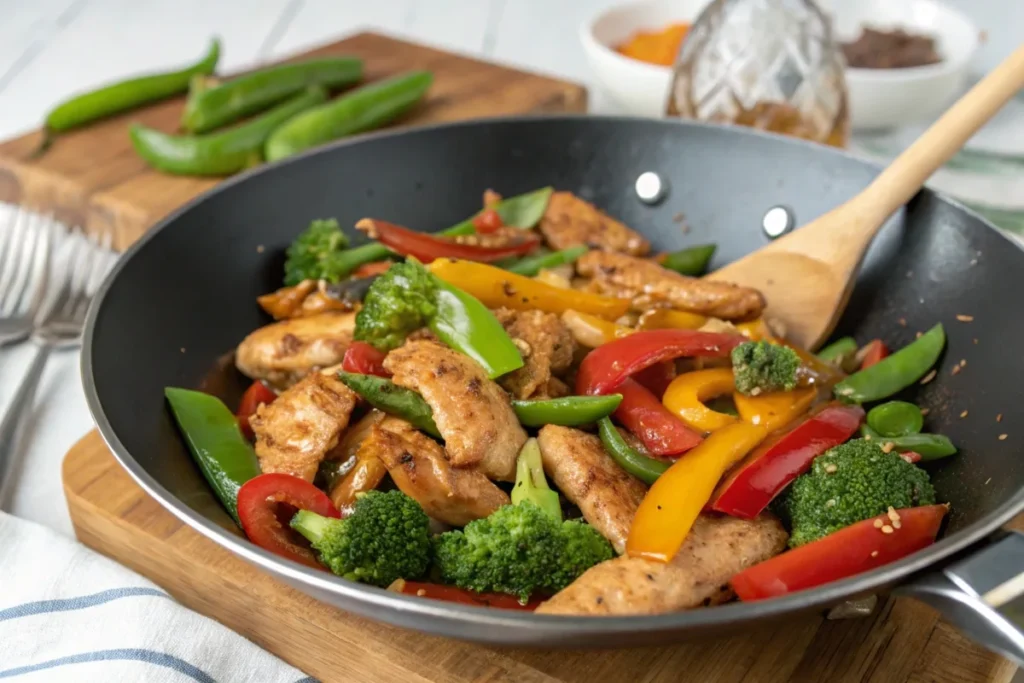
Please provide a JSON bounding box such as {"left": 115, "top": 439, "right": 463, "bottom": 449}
{"left": 0, "top": 511, "right": 315, "bottom": 682}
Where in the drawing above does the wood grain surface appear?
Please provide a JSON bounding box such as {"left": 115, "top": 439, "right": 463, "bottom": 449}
{"left": 0, "top": 31, "right": 587, "bottom": 251}
{"left": 63, "top": 430, "right": 1017, "bottom": 683}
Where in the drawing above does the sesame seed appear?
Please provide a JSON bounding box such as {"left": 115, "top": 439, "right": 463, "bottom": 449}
{"left": 864, "top": 433, "right": 872, "bottom": 440}
{"left": 874, "top": 519, "right": 884, "bottom": 529}
{"left": 970, "top": 258, "right": 978, "bottom": 266}
{"left": 416, "top": 589, "right": 426, "bottom": 597}
{"left": 916, "top": 331, "right": 923, "bottom": 339}
{"left": 256, "top": 245, "right": 265, "bottom": 253}
{"left": 985, "top": 477, "right": 992, "bottom": 485}
{"left": 960, "top": 410, "right": 968, "bottom": 418}
{"left": 887, "top": 506, "right": 900, "bottom": 522}
{"left": 825, "top": 499, "right": 836, "bottom": 507}
{"left": 960, "top": 359, "right": 967, "bottom": 368}
{"left": 898, "top": 318, "right": 907, "bottom": 326}
{"left": 997, "top": 414, "right": 1003, "bottom": 422}
{"left": 881, "top": 442, "right": 894, "bottom": 454}
{"left": 956, "top": 314, "right": 974, "bottom": 322}
{"left": 871, "top": 551, "right": 879, "bottom": 558}
{"left": 892, "top": 520, "right": 902, "bottom": 529}
{"left": 951, "top": 365, "right": 961, "bottom": 376}
{"left": 920, "top": 370, "right": 937, "bottom": 385}
{"left": 824, "top": 463, "right": 838, "bottom": 474}
{"left": 999, "top": 434, "right": 1008, "bottom": 441}
{"left": 973, "top": 338, "right": 979, "bottom": 344}
{"left": 179, "top": 347, "right": 186, "bottom": 353}
{"left": 920, "top": 408, "right": 930, "bottom": 417}
{"left": 881, "top": 525, "right": 894, "bottom": 534}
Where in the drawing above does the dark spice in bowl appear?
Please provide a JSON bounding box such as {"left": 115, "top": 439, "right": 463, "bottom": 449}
{"left": 841, "top": 27, "right": 942, "bottom": 69}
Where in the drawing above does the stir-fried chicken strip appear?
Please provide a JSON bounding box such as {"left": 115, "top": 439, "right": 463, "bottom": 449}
{"left": 384, "top": 340, "right": 527, "bottom": 481}
{"left": 364, "top": 417, "right": 510, "bottom": 526}
{"left": 576, "top": 251, "right": 765, "bottom": 321}
{"left": 537, "top": 425, "right": 647, "bottom": 554}
{"left": 257, "top": 280, "right": 356, "bottom": 320}
{"left": 493, "top": 307, "right": 576, "bottom": 399}
{"left": 328, "top": 410, "right": 388, "bottom": 513}
{"left": 236, "top": 311, "right": 356, "bottom": 389}
{"left": 536, "top": 513, "right": 788, "bottom": 615}
{"left": 249, "top": 366, "right": 358, "bottom": 482}
{"left": 538, "top": 192, "right": 650, "bottom": 256}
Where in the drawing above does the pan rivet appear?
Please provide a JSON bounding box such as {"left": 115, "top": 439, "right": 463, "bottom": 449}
{"left": 762, "top": 206, "right": 794, "bottom": 239}
{"left": 635, "top": 172, "right": 668, "bottom": 205}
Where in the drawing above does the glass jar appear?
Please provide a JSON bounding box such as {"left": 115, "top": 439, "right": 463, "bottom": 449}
{"left": 666, "top": 0, "right": 849, "bottom": 148}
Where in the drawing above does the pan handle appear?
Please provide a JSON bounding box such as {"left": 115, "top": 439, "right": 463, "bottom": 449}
{"left": 896, "top": 530, "right": 1024, "bottom": 666}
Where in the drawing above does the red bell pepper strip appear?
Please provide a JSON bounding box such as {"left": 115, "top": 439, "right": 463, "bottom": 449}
{"left": 633, "top": 361, "right": 676, "bottom": 398}
{"left": 731, "top": 504, "right": 948, "bottom": 601}
{"left": 236, "top": 380, "right": 276, "bottom": 440}
{"left": 352, "top": 261, "right": 393, "bottom": 278}
{"left": 471, "top": 208, "right": 504, "bottom": 234}
{"left": 859, "top": 339, "right": 889, "bottom": 370}
{"left": 575, "top": 329, "right": 744, "bottom": 397}
{"left": 709, "top": 403, "right": 865, "bottom": 519}
{"left": 355, "top": 218, "right": 539, "bottom": 263}
{"left": 341, "top": 341, "right": 390, "bottom": 378}
{"left": 613, "top": 379, "right": 703, "bottom": 456}
{"left": 237, "top": 473, "right": 341, "bottom": 570}
{"left": 389, "top": 579, "right": 543, "bottom": 610}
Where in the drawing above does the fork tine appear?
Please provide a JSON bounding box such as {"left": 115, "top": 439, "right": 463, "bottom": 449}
{"left": 23, "top": 214, "right": 54, "bottom": 318}
{"left": 59, "top": 231, "right": 93, "bottom": 318}
{"left": 72, "top": 231, "right": 114, "bottom": 323}
{"left": 37, "top": 228, "right": 86, "bottom": 325}
{"left": 4, "top": 212, "right": 47, "bottom": 316}
{"left": 0, "top": 209, "right": 31, "bottom": 314}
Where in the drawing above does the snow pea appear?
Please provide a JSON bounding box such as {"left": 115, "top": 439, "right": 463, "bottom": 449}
{"left": 834, "top": 324, "right": 945, "bottom": 403}
{"left": 507, "top": 246, "right": 588, "bottom": 276}
{"left": 336, "top": 372, "right": 441, "bottom": 438}
{"left": 430, "top": 277, "right": 523, "bottom": 379}
{"left": 511, "top": 394, "right": 622, "bottom": 427}
{"left": 597, "top": 417, "right": 669, "bottom": 485}
{"left": 660, "top": 244, "right": 716, "bottom": 276}
{"left": 817, "top": 337, "right": 857, "bottom": 364}
{"left": 265, "top": 70, "right": 433, "bottom": 161}
{"left": 42, "top": 38, "right": 220, "bottom": 150}
{"left": 861, "top": 425, "right": 957, "bottom": 461}
{"left": 182, "top": 57, "right": 362, "bottom": 133}
{"left": 131, "top": 87, "right": 327, "bottom": 176}
{"left": 867, "top": 401, "right": 924, "bottom": 437}
{"left": 164, "top": 387, "right": 261, "bottom": 524}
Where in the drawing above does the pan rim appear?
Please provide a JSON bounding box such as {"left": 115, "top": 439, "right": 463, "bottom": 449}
{"left": 81, "top": 114, "right": 1024, "bottom": 639}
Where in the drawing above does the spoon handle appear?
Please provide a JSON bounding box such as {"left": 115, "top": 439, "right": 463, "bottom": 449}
{"left": 856, "top": 43, "right": 1024, "bottom": 228}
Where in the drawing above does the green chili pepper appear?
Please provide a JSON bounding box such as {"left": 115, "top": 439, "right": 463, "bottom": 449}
{"left": 867, "top": 401, "right": 924, "bottom": 437}
{"left": 130, "top": 87, "right": 327, "bottom": 176}
{"left": 511, "top": 394, "right": 622, "bottom": 427}
{"left": 182, "top": 57, "right": 363, "bottom": 133}
{"left": 164, "top": 387, "right": 261, "bottom": 524}
{"left": 430, "top": 277, "right": 523, "bottom": 379}
{"left": 506, "top": 246, "right": 588, "bottom": 276}
{"left": 861, "top": 425, "right": 957, "bottom": 460}
{"left": 328, "top": 187, "right": 551, "bottom": 281}
{"left": 817, "top": 336, "right": 857, "bottom": 364}
{"left": 834, "top": 324, "right": 945, "bottom": 404}
{"left": 265, "top": 70, "right": 433, "bottom": 161}
{"left": 597, "top": 417, "right": 669, "bottom": 485}
{"left": 336, "top": 372, "right": 441, "bottom": 437}
{"left": 660, "top": 244, "right": 716, "bottom": 276}
{"left": 41, "top": 38, "right": 221, "bottom": 151}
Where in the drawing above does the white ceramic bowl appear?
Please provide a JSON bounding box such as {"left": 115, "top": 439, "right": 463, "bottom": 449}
{"left": 580, "top": 0, "right": 981, "bottom": 129}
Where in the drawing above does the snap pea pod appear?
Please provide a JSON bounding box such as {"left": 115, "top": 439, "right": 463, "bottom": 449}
{"left": 130, "top": 87, "right": 327, "bottom": 176}
{"left": 817, "top": 336, "right": 857, "bottom": 364}
{"left": 511, "top": 394, "right": 622, "bottom": 427}
{"left": 597, "top": 417, "right": 669, "bottom": 485}
{"left": 164, "top": 387, "right": 261, "bottom": 524}
{"left": 265, "top": 70, "right": 433, "bottom": 161}
{"left": 337, "top": 372, "right": 441, "bottom": 437}
{"left": 660, "top": 244, "right": 716, "bottom": 276}
{"left": 506, "top": 246, "right": 588, "bottom": 276}
{"left": 861, "top": 425, "right": 957, "bottom": 460}
{"left": 430, "top": 277, "right": 524, "bottom": 379}
{"left": 834, "top": 324, "right": 945, "bottom": 403}
{"left": 867, "top": 401, "right": 924, "bottom": 437}
{"left": 42, "top": 38, "right": 220, "bottom": 150}
{"left": 182, "top": 57, "right": 363, "bottom": 133}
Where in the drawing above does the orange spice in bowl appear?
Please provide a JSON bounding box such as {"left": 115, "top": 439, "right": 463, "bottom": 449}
{"left": 615, "top": 23, "right": 690, "bottom": 67}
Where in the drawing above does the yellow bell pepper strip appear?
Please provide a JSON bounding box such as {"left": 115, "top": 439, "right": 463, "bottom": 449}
{"left": 661, "top": 368, "right": 738, "bottom": 433}
{"left": 733, "top": 387, "right": 817, "bottom": 434}
{"left": 735, "top": 318, "right": 777, "bottom": 342}
{"left": 626, "top": 422, "right": 768, "bottom": 562}
{"left": 636, "top": 308, "right": 707, "bottom": 331}
{"left": 561, "top": 310, "right": 633, "bottom": 347}
{"left": 429, "top": 258, "right": 631, "bottom": 320}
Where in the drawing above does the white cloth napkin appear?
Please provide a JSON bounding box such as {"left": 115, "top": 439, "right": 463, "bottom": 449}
{"left": 0, "top": 511, "right": 315, "bottom": 683}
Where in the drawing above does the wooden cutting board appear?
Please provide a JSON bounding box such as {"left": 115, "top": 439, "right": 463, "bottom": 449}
{"left": 0, "top": 31, "right": 587, "bottom": 251}
{"left": 63, "top": 430, "right": 1018, "bottom": 683}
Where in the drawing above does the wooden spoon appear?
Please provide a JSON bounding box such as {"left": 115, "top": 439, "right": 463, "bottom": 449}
{"left": 708, "top": 43, "right": 1024, "bottom": 350}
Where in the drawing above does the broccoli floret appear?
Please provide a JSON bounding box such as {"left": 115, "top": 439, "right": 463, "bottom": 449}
{"left": 433, "top": 440, "right": 614, "bottom": 601}
{"left": 731, "top": 340, "right": 800, "bottom": 396}
{"left": 290, "top": 489, "right": 431, "bottom": 587}
{"left": 354, "top": 260, "right": 437, "bottom": 351}
{"left": 283, "top": 218, "right": 351, "bottom": 286}
{"left": 777, "top": 439, "right": 936, "bottom": 548}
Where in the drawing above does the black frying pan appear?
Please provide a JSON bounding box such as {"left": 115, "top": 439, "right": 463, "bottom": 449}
{"left": 82, "top": 116, "right": 1024, "bottom": 661}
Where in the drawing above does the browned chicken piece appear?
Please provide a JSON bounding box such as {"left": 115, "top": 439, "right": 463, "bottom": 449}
{"left": 492, "top": 307, "right": 576, "bottom": 399}
{"left": 536, "top": 513, "right": 789, "bottom": 615}
{"left": 536, "top": 425, "right": 648, "bottom": 554}
{"left": 364, "top": 417, "right": 510, "bottom": 526}
{"left": 256, "top": 280, "right": 355, "bottom": 320}
{"left": 576, "top": 251, "right": 766, "bottom": 321}
{"left": 545, "top": 377, "right": 571, "bottom": 398}
{"left": 328, "top": 411, "right": 388, "bottom": 513}
{"left": 384, "top": 340, "right": 527, "bottom": 481}
{"left": 538, "top": 191, "right": 650, "bottom": 256}
{"left": 249, "top": 367, "right": 358, "bottom": 482}
{"left": 236, "top": 311, "right": 356, "bottom": 389}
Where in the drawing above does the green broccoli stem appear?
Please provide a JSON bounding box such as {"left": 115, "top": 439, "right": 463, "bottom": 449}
{"left": 290, "top": 509, "right": 333, "bottom": 545}
{"left": 512, "top": 439, "right": 561, "bottom": 521}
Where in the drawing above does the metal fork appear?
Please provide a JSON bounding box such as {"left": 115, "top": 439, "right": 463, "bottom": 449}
{"left": 0, "top": 208, "right": 57, "bottom": 346}
{"left": 0, "top": 227, "right": 115, "bottom": 510}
